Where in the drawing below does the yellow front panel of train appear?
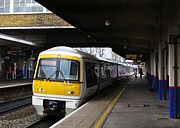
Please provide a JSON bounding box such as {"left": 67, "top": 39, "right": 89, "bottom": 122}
{"left": 33, "top": 53, "right": 82, "bottom": 96}
{"left": 33, "top": 80, "right": 81, "bottom": 96}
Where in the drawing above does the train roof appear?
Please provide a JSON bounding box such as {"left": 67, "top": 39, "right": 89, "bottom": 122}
{"left": 39, "top": 46, "right": 98, "bottom": 60}
{"left": 96, "top": 56, "right": 110, "bottom": 62}
{"left": 40, "top": 46, "right": 78, "bottom": 55}
{"left": 39, "top": 46, "right": 135, "bottom": 67}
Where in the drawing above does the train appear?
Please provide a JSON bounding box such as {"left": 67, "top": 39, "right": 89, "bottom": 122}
{"left": 32, "top": 46, "right": 135, "bottom": 115}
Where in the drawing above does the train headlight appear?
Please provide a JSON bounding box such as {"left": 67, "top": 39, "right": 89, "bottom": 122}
{"left": 37, "top": 88, "right": 41, "bottom": 92}
{"left": 37, "top": 88, "right": 44, "bottom": 92}
{"left": 41, "top": 88, "right": 44, "bottom": 92}
{"left": 67, "top": 91, "right": 75, "bottom": 95}
{"left": 71, "top": 91, "right": 75, "bottom": 95}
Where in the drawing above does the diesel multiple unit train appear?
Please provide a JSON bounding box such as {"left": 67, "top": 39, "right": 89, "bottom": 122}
{"left": 32, "top": 46, "right": 134, "bottom": 115}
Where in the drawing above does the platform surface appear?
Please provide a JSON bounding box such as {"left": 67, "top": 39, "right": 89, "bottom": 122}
{"left": 103, "top": 78, "right": 180, "bottom": 128}
{"left": 50, "top": 80, "right": 126, "bottom": 128}
{"left": 51, "top": 78, "right": 180, "bottom": 128}
{"left": 0, "top": 79, "right": 32, "bottom": 88}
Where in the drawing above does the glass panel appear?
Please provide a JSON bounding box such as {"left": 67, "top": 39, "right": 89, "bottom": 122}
{"left": 37, "top": 6, "right": 43, "bottom": 12}
{"left": 26, "top": 0, "right": 31, "bottom": 3}
{"left": 86, "top": 62, "right": 98, "bottom": 88}
{"left": 19, "top": 0, "right": 24, "bottom": 6}
{"left": 109, "top": 64, "right": 117, "bottom": 78}
{"left": 14, "top": 0, "right": 20, "bottom": 12}
{"left": 0, "top": 8, "right": 3, "bottom": 12}
{"left": 13, "top": 0, "right": 43, "bottom": 12}
{"left": 101, "top": 63, "right": 110, "bottom": 80}
{"left": 36, "top": 58, "right": 57, "bottom": 79}
{"left": 36, "top": 58, "right": 79, "bottom": 82}
{"left": 0, "top": 0, "right": 4, "bottom": 6}
{"left": 0, "top": 0, "right": 10, "bottom": 13}
{"left": 58, "top": 59, "right": 79, "bottom": 81}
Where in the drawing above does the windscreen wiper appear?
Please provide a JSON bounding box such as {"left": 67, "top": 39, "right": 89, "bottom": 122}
{"left": 46, "top": 70, "right": 58, "bottom": 81}
{"left": 58, "top": 69, "right": 68, "bottom": 83}
{"left": 46, "top": 69, "right": 67, "bottom": 83}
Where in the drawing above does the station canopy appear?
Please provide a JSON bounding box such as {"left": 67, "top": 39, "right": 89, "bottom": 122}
{"left": 35, "top": 0, "right": 179, "bottom": 61}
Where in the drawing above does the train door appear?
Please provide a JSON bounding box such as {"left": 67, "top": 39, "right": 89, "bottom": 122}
{"left": 95, "top": 63, "right": 100, "bottom": 93}
{"left": 99, "top": 62, "right": 111, "bottom": 90}
{"left": 85, "top": 62, "right": 99, "bottom": 96}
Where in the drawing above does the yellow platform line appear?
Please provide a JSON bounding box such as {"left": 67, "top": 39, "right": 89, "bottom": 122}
{"left": 95, "top": 87, "right": 126, "bottom": 128}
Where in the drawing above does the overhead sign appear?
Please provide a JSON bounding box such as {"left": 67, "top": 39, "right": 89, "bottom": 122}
{"left": 125, "top": 54, "right": 137, "bottom": 60}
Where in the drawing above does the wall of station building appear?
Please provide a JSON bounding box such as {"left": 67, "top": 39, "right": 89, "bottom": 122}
{"left": 0, "top": 0, "right": 72, "bottom": 81}
{"left": 0, "top": 0, "right": 71, "bottom": 27}
{"left": 0, "top": 46, "right": 37, "bottom": 81}
{"left": 0, "top": 0, "right": 47, "bottom": 13}
{"left": 0, "top": 13, "right": 70, "bottom": 27}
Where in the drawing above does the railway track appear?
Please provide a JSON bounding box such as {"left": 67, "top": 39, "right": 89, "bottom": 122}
{"left": 0, "top": 96, "right": 32, "bottom": 115}
{"left": 27, "top": 78, "right": 132, "bottom": 128}
{"left": 26, "top": 116, "right": 62, "bottom": 128}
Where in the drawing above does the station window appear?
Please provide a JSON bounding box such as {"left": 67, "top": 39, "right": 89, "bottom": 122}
{"left": 0, "top": 0, "right": 10, "bottom": 13}
{"left": 13, "top": 0, "right": 43, "bottom": 12}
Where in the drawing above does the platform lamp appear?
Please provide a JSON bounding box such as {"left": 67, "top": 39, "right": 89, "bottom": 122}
{"left": 105, "top": 19, "right": 110, "bottom": 26}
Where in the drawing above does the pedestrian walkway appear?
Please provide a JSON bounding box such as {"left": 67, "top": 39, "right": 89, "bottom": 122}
{"left": 50, "top": 80, "right": 126, "bottom": 128}
{"left": 103, "top": 78, "right": 180, "bottom": 128}
{"left": 50, "top": 77, "right": 180, "bottom": 128}
{"left": 0, "top": 79, "right": 32, "bottom": 89}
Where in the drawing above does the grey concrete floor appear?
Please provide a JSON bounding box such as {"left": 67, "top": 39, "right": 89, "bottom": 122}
{"left": 103, "top": 78, "right": 180, "bottom": 128}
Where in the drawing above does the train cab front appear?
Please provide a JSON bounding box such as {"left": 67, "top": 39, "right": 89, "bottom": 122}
{"left": 32, "top": 55, "right": 83, "bottom": 116}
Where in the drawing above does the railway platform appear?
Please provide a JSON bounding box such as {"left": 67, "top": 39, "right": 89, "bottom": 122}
{"left": 50, "top": 77, "right": 180, "bottom": 128}
{"left": 0, "top": 79, "right": 32, "bottom": 89}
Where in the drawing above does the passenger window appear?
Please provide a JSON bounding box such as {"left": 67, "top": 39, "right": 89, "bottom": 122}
{"left": 105, "top": 70, "right": 110, "bottom": 78}
{"left": 101, "top": 63, "right": 109, "bottom": 80}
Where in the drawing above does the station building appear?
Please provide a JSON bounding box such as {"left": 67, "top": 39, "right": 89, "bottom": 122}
{"left": 0, "top": 0, "right": 72, "bottom": 81}
{"left": 0, "top": 0, "right": 179, "bottom": 122}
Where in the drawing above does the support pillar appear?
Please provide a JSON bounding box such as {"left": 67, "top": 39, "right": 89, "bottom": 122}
{"left": 145, "top": 60, "right": 151, "bottom": 80}
{"left": 150, "top": 52, "right": 155, "bottom": 90}
{"left": 150, "top": 52, "right": 154, "bottom": 81}
{"left": 163, "top": 48, "right": 168, "bottom": 100}
{"left": 154, "top": 50, "right": 158, "bottom": 91}
{"left": 169, "top": 42, "right": 180, "bottom": 118}
{"left": 158, "top": 42, "right": 163, "bottom": 100}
